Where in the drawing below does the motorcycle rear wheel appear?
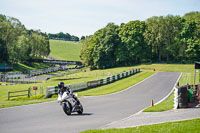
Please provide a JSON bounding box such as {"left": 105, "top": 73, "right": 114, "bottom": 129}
{"left": 77, "top": 104, "right": 83, "bottom": 114}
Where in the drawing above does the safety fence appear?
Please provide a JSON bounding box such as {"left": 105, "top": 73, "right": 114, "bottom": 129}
{"left": 45, "top": 68, "right": 140, "bottom": 98}
{"left": 8, "top": 88, "right": 30, "bottom": 100}
{"left": 8, "top": 86, "right": 44, "bottom": 100}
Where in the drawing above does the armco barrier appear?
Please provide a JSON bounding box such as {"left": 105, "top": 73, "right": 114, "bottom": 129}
{"left": 69, "top": 82, "right": 87, "bottom": 91}
{"left": 87, "top": 80, "right": 99, "bottom": 88}
{"left": 45, "top": 68, "right": 140, "bottom": 98}
{"left": 45, "top": 86, "right": 59, "bottom": 98}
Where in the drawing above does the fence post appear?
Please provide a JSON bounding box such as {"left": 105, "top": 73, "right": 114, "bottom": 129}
{"left": 45, "top": 87, "right": 48, "bottom": 98}
{"left": 28, "top": 88, "right": 30, "bottom": 98}
{"left": 8, "top": 90, "right": 10, "bottom": 100}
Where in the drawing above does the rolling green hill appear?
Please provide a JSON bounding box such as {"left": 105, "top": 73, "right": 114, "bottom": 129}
{"left": 49, "top": 40, "right": 82, "bottom": 61}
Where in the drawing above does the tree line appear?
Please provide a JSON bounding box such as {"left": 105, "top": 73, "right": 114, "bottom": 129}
{"left": 81, "top": 12, "right": 200, "bottom": 69}
{"left": 48, "top": 32, "right": 80, "bottom": 41}
{"left": 0, "top": 14, "right": 50, "bottom": 64}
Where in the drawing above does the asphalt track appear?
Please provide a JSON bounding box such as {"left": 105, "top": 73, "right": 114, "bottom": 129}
{"left": 0, "top": 72, "right": 180, "bottom": 133}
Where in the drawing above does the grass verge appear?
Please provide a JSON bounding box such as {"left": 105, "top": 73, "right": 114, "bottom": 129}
{"left": 179, "top": 72, "right": 199, "bottom": 86}
{"left": 143, "top": 91, "right": 174, "bottom": 112}
{"left": 0, "top": 97, "right": 57, "bottom": 108}
{"left": 81, "top": 118, "right": 200, "bottom": 133}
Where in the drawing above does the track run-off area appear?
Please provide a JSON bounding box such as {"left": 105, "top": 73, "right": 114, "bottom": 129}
{"left": 0, "top": 72, "right": 180, "bottom": 133}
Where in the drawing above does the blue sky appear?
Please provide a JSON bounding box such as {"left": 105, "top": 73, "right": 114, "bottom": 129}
{"left": 0, "top": 0, "right": 200, "bottom": 37}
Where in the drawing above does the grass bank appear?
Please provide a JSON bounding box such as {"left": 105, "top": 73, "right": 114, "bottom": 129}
{"left": 49, "top": 40, "right": 82, "bottom": 61}
{"left": 81, "top": 118, "right": 200, "bottom": 133}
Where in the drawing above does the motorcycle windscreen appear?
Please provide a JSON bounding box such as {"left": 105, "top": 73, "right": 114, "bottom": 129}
{"left": 61, "top": 92, "right": 69, "bottom": 100}
{"left": 58, "top": 94, "right": 62, "bottom": 101}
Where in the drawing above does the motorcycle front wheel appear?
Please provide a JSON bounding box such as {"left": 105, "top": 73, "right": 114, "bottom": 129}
{"left": 62, "top": 102, "right": 72, "bottom": 115}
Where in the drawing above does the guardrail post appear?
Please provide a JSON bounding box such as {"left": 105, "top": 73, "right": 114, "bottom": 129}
{"left": 8, "top": 90, "right": 10, "bottom": 100}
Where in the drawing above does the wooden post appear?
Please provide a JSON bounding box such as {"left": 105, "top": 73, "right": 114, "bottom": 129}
{"left": 194, "top": 69, "right": 196, "bottom": 88}
{"left": 8, "top": 90, "right": 10, "bottom": 100}
{"left": 28, "top": 88, "right": 30, "bottom": 98}
{"left": 151, "top": 99, "right": 154, "bottom": 106}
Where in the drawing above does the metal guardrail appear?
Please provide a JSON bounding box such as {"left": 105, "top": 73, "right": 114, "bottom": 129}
{"left": 8, "top": 88, "right": 30, "bottom": 100}
{"left": 45, "top": 68, "right": 140, "bottom": 98}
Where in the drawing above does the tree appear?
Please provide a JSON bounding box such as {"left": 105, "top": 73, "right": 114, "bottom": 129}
{"left": 162, "top": 15, "right": 183, "bottom": 62}
{"left": 81, "top": 12, "right": 200, "bottom": 68}
{"left": 119, "top": 20, "right": 147, "bottom": 64}
{"left": 145, "top": 16, "right": 171, "bottom": 62}
{"left": 29, "top": 31, "right": 50, "bottom": 58}
{"left": 81, "top": 23, "right": 120, "bottom": 69}
{"left": 0, "top": 14, "right": 51, "bottom": 64}
{"left": 80, "top": 36, "right": 86, "bottom": 40}
{"left": 71, "top": 35, "right": 79, "bottom": 41}
{"left": 48, "top": 32, "right": 79, "bottom": 41}
{"left": 184, "top": 11, "right": 200, "bottom": 38}
{"left": 80, "top": 36, "right": 95, "bottom": 67}
{"left": 0, "top": 14, "right": 9, "bottom": 61}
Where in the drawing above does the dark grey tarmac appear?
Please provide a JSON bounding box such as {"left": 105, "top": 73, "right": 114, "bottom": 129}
{"left": 0, "top": 72, "right": 180, "bottom": 133}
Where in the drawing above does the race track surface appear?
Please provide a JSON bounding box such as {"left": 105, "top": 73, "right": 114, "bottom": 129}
{"left": 0, "top": 72, "right": 180, "bottom": 133}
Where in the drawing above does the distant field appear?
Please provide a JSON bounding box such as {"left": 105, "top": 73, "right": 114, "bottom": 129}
{"left": 139, "top": 64, "right": 193, "bottom": 72}
{"left": 49, "top": 40, "right": 82, "bottom": 61}
{"left": 13, "top": 62, "right": 51, "bottom": 72}
{"left": 139, "top": 64, "right": 198, "bottom": 86}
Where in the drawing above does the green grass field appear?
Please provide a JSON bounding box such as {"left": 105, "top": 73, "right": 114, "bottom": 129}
{"left": 49, "top": 40, "right": 82, "bottom": 61}
{"left": 81, "top": 118, "right": 200, "bottom": 133}
{"left": 139, "top": 64, "right": 193, "bottom": 72}
{"left": 140, "top": 63, "right": 199, "bottom": 86}
{"left": 179, "top": 72, "right": 200, "bottom": 86}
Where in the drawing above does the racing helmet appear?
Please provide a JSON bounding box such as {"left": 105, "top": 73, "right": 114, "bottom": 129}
{"left": 58, "top": 82, "right": 64, "bottom": 88}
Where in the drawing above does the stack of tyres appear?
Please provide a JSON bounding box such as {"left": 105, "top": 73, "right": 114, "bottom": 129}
{"left": 100, "top": 79, "right": 104, "bottom": 85}
{"left": 106, "top": 77, "right": 110, "bottom": 83}
{"left": 112, "top": 76, "right": 115, "bottom": 82}
{"left": 117, "top": 74, "right": 120, "bottom": 79}
{"left": 178, "top": 86, "right": 188, "bottom": 108}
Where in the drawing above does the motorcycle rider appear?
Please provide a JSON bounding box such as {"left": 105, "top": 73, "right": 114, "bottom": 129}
{"left": 58, "top": 82, "right": 72, "bottom": 96}
{"left": 58, "top": 82, "right": 79, "bottom": 104}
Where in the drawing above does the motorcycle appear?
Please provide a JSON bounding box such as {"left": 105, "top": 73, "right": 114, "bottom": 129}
{"left": 58, "top": 92, "right": 83, "bottom": 115}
